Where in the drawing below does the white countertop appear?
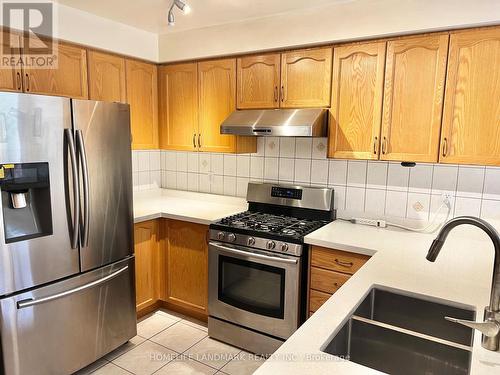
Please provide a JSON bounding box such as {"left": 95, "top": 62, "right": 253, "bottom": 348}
{"left": 133, "top": 189, "right": 500, "bottom": 374}
{"left": 133, "top": 188, "right": 247, "bottom": 225}
{"left": 256, "top": 220, "right": 500, "bottom": 374}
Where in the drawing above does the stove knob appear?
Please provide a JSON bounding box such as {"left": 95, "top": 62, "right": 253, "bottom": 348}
{"left": 280, "top": 243, "right": 289, "bottom": 252}
{"left": 227, "top": 233, "right": 236, "bottom": 242}
{"left": 266, "top": 240, "right": 276, "bottom": 250}
{"left": 217, "top": 232, "right": 225, "bottom": 241}
{"left": 247, "top": 237, "right": 256, "bottom": 246}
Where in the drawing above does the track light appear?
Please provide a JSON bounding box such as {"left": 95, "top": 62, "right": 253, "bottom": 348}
{"left": 168, "top": 0, "right": 191, "bottom": 26}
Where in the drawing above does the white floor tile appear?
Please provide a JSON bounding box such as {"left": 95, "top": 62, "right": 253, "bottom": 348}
{"left": 184, "top": 337, "right": 241, "bottom": 369}
{"left": 150, "top": 322, "right": 208, "bottom": 353}
{"left": 154, "top": 355, "right": 217, "bottom": 375}
{"left": 112, "top": 341, "right": 177, "bottom": 375}
{"left": 136, "top": 314, "right": 177, "bottom": 339}
{"left": 220, "top": 351, "right": 266, "bottom": 375}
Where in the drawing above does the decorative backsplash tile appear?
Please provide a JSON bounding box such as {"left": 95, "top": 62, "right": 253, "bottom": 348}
{"left": 133, "top": 137, "right": 500, "bottom": 223}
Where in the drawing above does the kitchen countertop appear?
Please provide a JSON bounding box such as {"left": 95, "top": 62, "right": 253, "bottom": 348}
{"left": 133, "top": 188, "right": 247, "bottom": 225}
{"left": 255, "top": 220, "right": 500, "bottom": 374}
{"left": 134, "top": 189, "right": 500, "bottom": 374}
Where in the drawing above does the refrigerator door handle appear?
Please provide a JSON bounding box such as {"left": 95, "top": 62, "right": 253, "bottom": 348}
{"left": 16, "top": 265, "right": 129, "bottom": 309}
{"left": 76, "top": 129, "right": 90, "bottom": 247}
{"left": 65, "top": 129, "right": 80, "bottom": 249}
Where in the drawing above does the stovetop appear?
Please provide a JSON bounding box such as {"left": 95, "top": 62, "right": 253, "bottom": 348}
{"left": 211, "top": 211, "right": 329, "bottom": 243}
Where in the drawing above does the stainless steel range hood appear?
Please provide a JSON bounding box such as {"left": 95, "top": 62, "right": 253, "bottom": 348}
{"left": 220, "top": 108, "right": 328, "bottom": 137}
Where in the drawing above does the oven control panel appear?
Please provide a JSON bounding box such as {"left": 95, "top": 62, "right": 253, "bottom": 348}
{"left": 271, "top": 186, "right": 302, "bottom": 200}
{"left": 209, "top": 230, "right": 303, "bottom": 257}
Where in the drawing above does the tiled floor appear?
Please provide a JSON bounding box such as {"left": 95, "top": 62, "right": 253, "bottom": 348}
{"left": 74, "top": 309, "right": 265, "bottom": 375}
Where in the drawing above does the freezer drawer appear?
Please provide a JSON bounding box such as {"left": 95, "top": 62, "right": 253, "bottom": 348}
{"left": 0, "top": 257, "right": 136, "bottom": 375}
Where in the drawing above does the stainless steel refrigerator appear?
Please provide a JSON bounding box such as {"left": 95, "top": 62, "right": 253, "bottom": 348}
{"left": 0, "top": 92, "right": 136, "bottom": 375}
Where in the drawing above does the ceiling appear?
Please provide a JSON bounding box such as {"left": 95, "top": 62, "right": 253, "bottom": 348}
{"left": 56, "top": 0, "right": 350, "bottom": 34}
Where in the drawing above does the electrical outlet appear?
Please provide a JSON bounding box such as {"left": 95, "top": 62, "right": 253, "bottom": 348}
{"left": 441, "top": 193, "right": 452, "bottom": 206}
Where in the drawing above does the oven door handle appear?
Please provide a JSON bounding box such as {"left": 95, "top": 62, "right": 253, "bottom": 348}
{"left": 212, "top": 242, "right": 298, "bottom": 265}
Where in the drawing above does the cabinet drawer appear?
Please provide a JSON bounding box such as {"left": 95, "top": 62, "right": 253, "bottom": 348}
{"left": 310, "top": 267, "right": 350, "bottom": 294}
{"left": 309, "top": 289, "right": 332, "bottom": 312}
{"left": 311, "top": 246, "right": 370, "bottom": 275}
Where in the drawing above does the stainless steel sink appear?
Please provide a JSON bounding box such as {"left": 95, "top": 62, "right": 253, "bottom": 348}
{"left": 323, "top": 288, "right": 475, "bottom": 374}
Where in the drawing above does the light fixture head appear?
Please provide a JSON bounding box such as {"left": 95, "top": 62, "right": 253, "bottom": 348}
{"left": 174, "top": 0, "right": 190, "bottom": 13}
{"left": 168, "top": 0, "right": 190, "bottom": 26}
{"left": 168, "top": 9, "right": 175, "bottom": 25}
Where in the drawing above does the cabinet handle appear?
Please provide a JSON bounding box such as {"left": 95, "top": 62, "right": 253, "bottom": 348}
{"left": 198, "top": 133, "right": 201, "bottom": 148}
{"left": 16, "top": 72, "right": 22, "bottom": 90}
{"left": 373, "top": 136, "right": 379, "bottom": 155}
{"left": 280, "top": 86, "right": 284, "bottom": 102}
{"left": 193, "top": 133, "right": 196, "bottom": 149}
{"left": 24, "top": 73, "right": 30, "bottom": 92}
{"left": 334, "top": 258, "right": 354, "bottom": 268}
{"left": 274, "top": 86, "right": 278, "bottom": 102}
{"left": 442, "top": 137, "right": 448, "bottom": 157}
{"left": 381, "top": 137, "right": 387, "bottom": 155}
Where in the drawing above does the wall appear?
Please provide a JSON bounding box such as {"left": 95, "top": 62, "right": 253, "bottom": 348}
{"left": 158, "top": 0, "right": 500, "bottom": 62}
{"left": 131, "top": 138, "right": 500, "bottom": 223}
{"left": 1, "top": 2, "right": 158, "bottom": 61}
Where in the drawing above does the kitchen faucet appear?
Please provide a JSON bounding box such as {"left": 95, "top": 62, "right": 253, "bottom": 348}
{"left": 426, "top": 216, "right": 500, "bottom": 352}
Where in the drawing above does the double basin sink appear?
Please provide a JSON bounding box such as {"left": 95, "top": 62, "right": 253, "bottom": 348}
{"left": 323, "top": 288, "right": 475, "bottom": 374}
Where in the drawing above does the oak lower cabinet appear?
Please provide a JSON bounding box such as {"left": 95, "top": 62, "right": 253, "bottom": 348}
{"left": 24, "top": 42, "right": 88, "bottom": 99}
{"left": 158, "top": 63, "right": 199, "bottom": 151}
{"left": 328, "top": 41, "right": 386, "bottom": 159}
{"left": 87, "top": 50, "right": 126, "bottom": 103}
{"left": 134, "top": 220, "right": 159, "bottom": 314}
{"left": 126, "top": 59, "right": 158, "bottom": 150}
{"left": 380, "top": 34, "right": 449, "bottom": 163}
{"left": 281, "top": 47, "right": 332, "bottom": 108}
{"left": 162, "top": 219, "right": 209, "bottom": 318}
{"left": 440, "top": 27, "right": 500, "bottom": 166}
{"left": 308, "top": 246, "right": 370, "bottom": 316}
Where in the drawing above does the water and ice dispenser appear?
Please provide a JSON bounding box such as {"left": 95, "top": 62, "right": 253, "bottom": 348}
{"left": 0, "top": 163, "right": 53, "bottom": 243}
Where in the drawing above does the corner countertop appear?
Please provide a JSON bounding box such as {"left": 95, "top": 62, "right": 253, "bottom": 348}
{"left": 256, "top": 220, "right": 500, "bottom": 375}
{"left": 133, "top": 188, "right": 247, "bottom": 225}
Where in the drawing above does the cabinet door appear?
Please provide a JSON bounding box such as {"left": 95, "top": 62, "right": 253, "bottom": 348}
{"left": 328, "top": 42, "right": 386, "bottom": 159}
{"left": 198, "top": 58, "right": 237, "bottom": 152}
{"left": 134, "top": 220, "right": 158, "bottom": 313}
{"left": 126, "top": 59, "right": 158, "bottom": 150}
{"left": 25, "top": 42, "right": 88, "bottom": 99}
{"left": 281, "top": 47, "right": 332, "bottom": 108}
{"left": 158, "top": 63, "right": 198, "bottom": 151}
{"left": 237, "top": 54, "right": 280, "bottom": 109}
{"left": 381, "top": 34, "right": 449, "bottom": 163}
{"left": 166, "top": 220, "right": 208, "bottom": 315}
{"left": 440, "top": 27, "right": 500, "bottom": 166}
{"left": 0, "top": 31, "right": 23, "bottom": 92}
{"left": 87, "top": 50, "right": 126, "bottom": 103}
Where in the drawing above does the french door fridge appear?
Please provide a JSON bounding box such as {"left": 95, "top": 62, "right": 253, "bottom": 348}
{"left": 0, "top": 92, "right": 136, "bottom": 375}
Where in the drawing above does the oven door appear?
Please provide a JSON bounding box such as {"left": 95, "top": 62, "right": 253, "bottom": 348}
{"left": 208, "top": 241, "right": 301, "bottom": 339}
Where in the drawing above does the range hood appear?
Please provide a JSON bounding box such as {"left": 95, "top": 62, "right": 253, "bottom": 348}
{"left": 220, "top": 108, "right": 328, "bottom": 137}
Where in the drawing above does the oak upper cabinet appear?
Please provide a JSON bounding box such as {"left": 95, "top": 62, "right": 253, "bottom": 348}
{"left": 25, "top": 42, "right": 88, "bottom": 99}
{"left": 165, "top": 220, "right": 208, "bottom": 316}
{"left": 0, "top": 31, "right": 23, "bottom": 92}
{"left": 237, "top": 54, "right": 280, "bottom": 109}
{"left": 126, "top": 59, "right": 158, "bottom": 150}
{"left": 440, "top": 27, "right": 500, "bottom": 166}
{"left": 328, "top": 42, "right": 386, "bottom": 159}
{"left": 134, "top": 220, "right": 159, "bottom": 313}
{"left": 198, "top": 58, "right": 256, "bottom": 153}
{"left": 380, "top": 34, "right": 449, "bottom": 163}
{"left": 281, "top": 47, "right": 332, "bottom": 108}
{"left": 87, "top": 50, "right": 126, "bottom": 103}
{"left": 158, "top": 63, "right": 198, "bottom": 151}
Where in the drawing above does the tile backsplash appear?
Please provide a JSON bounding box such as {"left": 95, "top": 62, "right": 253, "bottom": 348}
{"left": 132, "top": 137, "right": 500, "bottom": 222}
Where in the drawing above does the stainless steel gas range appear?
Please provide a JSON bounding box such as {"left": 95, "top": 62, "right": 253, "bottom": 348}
{"left": 208, "top": 182, "right": 336, "bottom": 355}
